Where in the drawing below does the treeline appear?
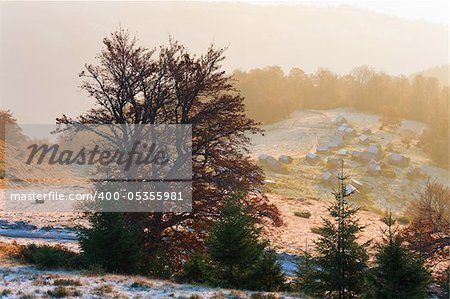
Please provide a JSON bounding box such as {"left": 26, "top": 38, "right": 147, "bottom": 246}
{"left": 234, "top": 66, "right": 449, "bottom": 168}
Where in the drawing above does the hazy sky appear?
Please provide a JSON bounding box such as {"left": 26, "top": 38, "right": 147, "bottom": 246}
{"left": 292, "top": 1, "right": 449, "bottom": 24}
{"left": 0, "top": 1, "right": 448, "bottom": 123}
{"left": 349, "top": 1, "right": 449, "bottom": 24}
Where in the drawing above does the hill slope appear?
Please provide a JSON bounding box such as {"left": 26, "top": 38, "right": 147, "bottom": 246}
{"left": 414, "top": 64, "right": 449, "bottom": 86}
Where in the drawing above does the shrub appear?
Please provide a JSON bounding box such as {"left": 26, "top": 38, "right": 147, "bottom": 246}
{"left": 32, "top": 278, "right": 50, "bottom": 286}
{"left": 130, "top": 280, "right": 152, "bottom": 289}
{"left": 47, "top": 286, "right": 70, "bottom": 298}
{"left": 93, "top": 284, "right": 113, "bottom": 295}
{"left": 19, "top": 244, "right": 84, "bottom": 270}
{"left": 210, "top": 292, "right": 226, "bottom": 299}
{"left": 53, "top": 278, "right": 82, "bottom": 286}
{"left": 293, "top": 211, "right": 311, "bottom": 218}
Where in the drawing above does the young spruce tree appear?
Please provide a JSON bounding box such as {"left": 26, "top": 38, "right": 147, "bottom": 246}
{"left": 298, "top": 161, "right": 368, "bottom": 299}
{"left": 79, "top": 212, "right": 145, "bottom": 274}
{"left": 205, "top": 193, "right": 285, "bottom": 290}
{"left": 78, "top": 182, "right": 146, "bottom": 274}
{"left": 249, "top": 250, "right": 286, "bottom": 291}
{"left": 366, "top": 211, "right": 431, "bottom": 299}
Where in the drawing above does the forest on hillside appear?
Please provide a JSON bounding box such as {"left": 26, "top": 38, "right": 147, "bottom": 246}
{"left": 416, "top": 65, "right": 449, "bottom": 87}
{"left": 234, "top": 66, "right": 449, "bottom": 168}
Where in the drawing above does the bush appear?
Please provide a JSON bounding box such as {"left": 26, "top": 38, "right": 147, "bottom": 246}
{"left": 93, "top": 285, "right": 113, "bottom": 295}
{"left": 53, "top": 278, "right": 82, "bottom": 286}
{"left": 19, "top": 244, "right": 84, "bottom": 270}
{"left": 130, "top": 280, "right": 152, "bottom": 289}
{"left": 47, "top": 286, "right": 69, "bottom": 298}
{"left": 293, "top": 211, "right": 311, "bottom": 218}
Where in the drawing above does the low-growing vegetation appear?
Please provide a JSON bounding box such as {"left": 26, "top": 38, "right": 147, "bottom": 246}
{"left": 92, "top": 284, "right": 114, "bottom": 295}
{"left": 0, "top": 241, "right": 20, "bottom": 259}
{"left": 18, "top": 244, "right": 85, "bottom": 270}
{"left": 293, "top": 211, "right": 311, "bottom": 218}
{"left": 53, "top": 278, "right": 82, "bottom": 286}
{"left": 129, "top": 280, "right": 152, "bottom": 289}
{"left": 47, "top": 286, "right": 81, "bottom": 298}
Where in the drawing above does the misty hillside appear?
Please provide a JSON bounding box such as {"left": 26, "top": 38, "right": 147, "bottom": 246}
{"left": 414, "top": 64, "right": 449, "bottom": 86}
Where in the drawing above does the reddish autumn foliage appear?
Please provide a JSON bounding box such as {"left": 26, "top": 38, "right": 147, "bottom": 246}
{"left": 402, "top": 181, "right": 450, "bottom": 279}
{"left": 57, "top": 29, "right": 281, "bottom": 268}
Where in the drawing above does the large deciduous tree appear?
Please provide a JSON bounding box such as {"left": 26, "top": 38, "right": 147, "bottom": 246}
{"left": 58, "top": 29, "right": 280, "bottom": 269}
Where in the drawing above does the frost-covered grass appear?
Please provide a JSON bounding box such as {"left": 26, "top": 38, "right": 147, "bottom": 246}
{"left": 252, "top": 108, "right": 450, "bottom": 213}
{"left": 0, "top": 265, "right": 303, "bottom": 298}
{"left": 0, "top": 241, "right": 302, "bottom": 298}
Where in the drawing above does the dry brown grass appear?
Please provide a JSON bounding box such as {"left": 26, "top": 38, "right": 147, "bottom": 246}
{"left": 0, "top": 241, "right": 21, "bottom": 266}
{"left": 262, "top": 193, "right": 388, "bottom": 255}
